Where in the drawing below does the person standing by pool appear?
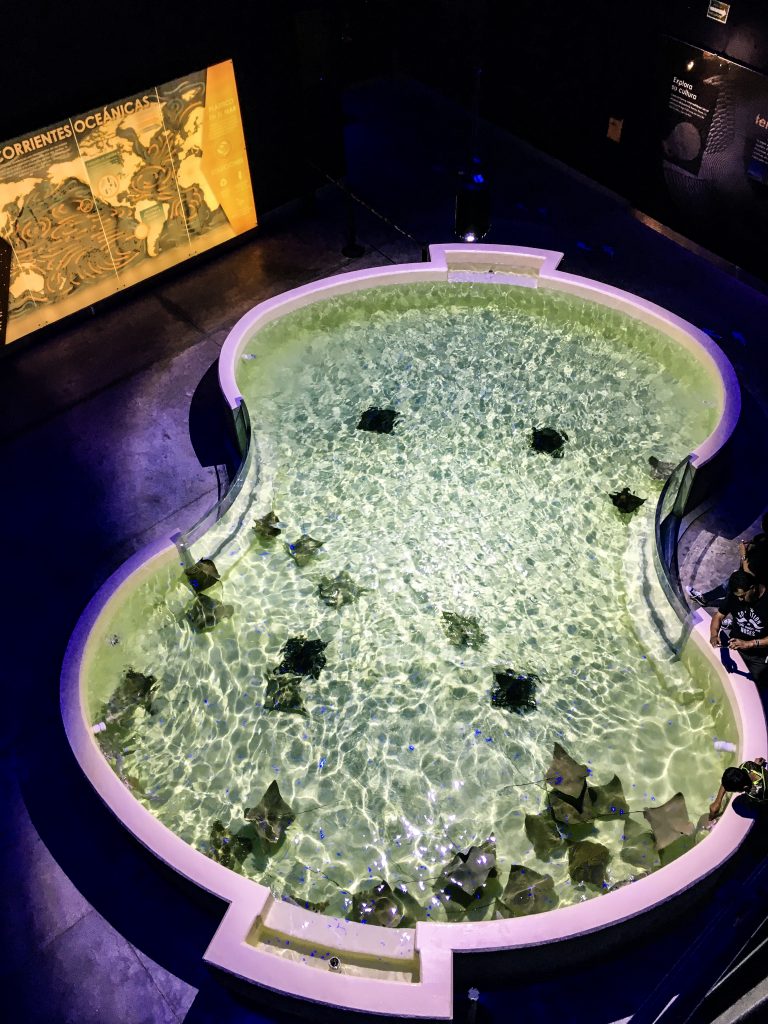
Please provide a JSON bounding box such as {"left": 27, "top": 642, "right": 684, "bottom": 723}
{"left": 689, "top": 513, "right": 768, "bottom": 606}
{"left": 709, "top": 570, "right": 768, "bottom": 685}
{"left": 709, "top": 756, "right": 767, "bottom": 819}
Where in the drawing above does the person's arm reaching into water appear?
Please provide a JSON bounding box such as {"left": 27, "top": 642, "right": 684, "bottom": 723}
{"left": 709, "top": 784, "right": 727, "bottom": 819}
{"left": 710, "top": 610, "right": 726, "bottom": 646}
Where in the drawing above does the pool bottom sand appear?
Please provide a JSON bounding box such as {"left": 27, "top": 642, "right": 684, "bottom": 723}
{"left": 87, "top": 282, "right": 728, "bottom": 923}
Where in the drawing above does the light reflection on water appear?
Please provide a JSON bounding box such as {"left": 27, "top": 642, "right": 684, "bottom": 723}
{"left": 88, "top": 283, "right": 724, "bottom": 923}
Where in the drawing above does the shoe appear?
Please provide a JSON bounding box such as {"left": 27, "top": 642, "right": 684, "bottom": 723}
{"left": 688, "top": 587, "right": 706, "bottom": 605}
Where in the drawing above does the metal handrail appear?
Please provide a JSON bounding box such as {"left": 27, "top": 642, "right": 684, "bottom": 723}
{"left": 653, "top": 455, "right": 696, "bottom": 623}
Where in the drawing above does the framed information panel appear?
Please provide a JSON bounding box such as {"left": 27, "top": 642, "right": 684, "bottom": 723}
{"left": 0, "top": 60, "right": 256, "bottom": 345}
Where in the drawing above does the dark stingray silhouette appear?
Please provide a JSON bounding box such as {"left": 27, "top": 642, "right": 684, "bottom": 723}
{"left": 253, "top": 511, "right": 282, "bottom": 540}
{"left": 185, "top": 594, "right": 234, "bottom": 633}
{"left": 184, "top": 557, "right": 220, "bottom": 592}
{"left": 276, "top": 636, "right": 328, "bottom": 679}
{"left": 245, "top": 781, "right": 296, "bottom": 844}
{"left": 114, "top": 668, "right": 157, "bottom": 714}
{"left": 524, "top": 812, "right": 565, "bottom": 861}
{"left": 441, "top": 612, "right": 487, "bottom": 648}
{"left": 286, "top": 535, "right": 324, "bottom": 567}
{"left": 96, "top": 669, "right": 157, "bottom": 736}
{"left": 545, "top": 742, "right": 588, "bottom": 800}
{"left": 436, "top": 837, "right": 497, "bottom": 908}
{"left": 586, "top": 774, "right": 629, "bottom": 819}
{"left": 648, "top": 456, "right": 676, "bottom": 480}
{"left": 349, "top": 881, "right": 405, "bottom": 927}
{"left": 609, "top": 487, "right": 646, "bottom": 513}
{"left": 491, "top": 670, "right": 538, "bottom": 714}
{"left": 208, "top": 819, "right": 252, "bottom": 870}
{"left": 263, "top": 671, "right": 307, "bottom": 716}
{"left": 619, "top": 818, "right": 660, "bottom": 871}
{"left": 545, "top": 741, "right": 590, "bottom": 825}
{"left": 567, "top": 840, "right": 611, "bottom": 886}
{"left": 357, "top": 407, "right": 400, "bottom": 434}
{"left": 531, "top": 427, "right": 568, "bottom": 457}
{"left": 498, "top": 865, "right": 558, "bottom": 917}
{"left": 318, "top": 571, "right": 365, "bottom": 608}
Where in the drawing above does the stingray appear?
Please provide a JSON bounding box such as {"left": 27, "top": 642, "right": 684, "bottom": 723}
{"left": 245, "top": 781, "right": 295, "bottom": 844}
{"left": 253, "top": 511, "right": 282, "bottom": 541}
{"left": 94, "top": 714, "right": 136, "bottom": 764}
{"left": 643, "top": 792, "right": 694, "bottom": 852}
{"left": 545, "top": 742, "right": 588, "bottom": 801}
{"left": 499, "top": 865, "right": 559, "bottom": 917}
{"left": 276, "top": 636, "right": 328, "bottom": 679}
{"left": 547, "top": 790, "right": 595, "bottom": 827}
{"left": 648, "top": 455, "right": 676, "bottom": 480}
{"left": 184, "top": 557, "right": 220, "bottom": 592}
{"left": 524, "top": 812, "right": 566, "bottom": 861}
{"left": 531, "top": 427, "right": 569, "bottom": 458}
{"left": 349, "top": 881, "right": 405, "bottom": 927}
{"left": 208, "top": 819, "right": 252, "bottom": 870}
{"left": 491, "top": 670, "right": 538, "bottom": 715}
{"left": 619, "top": 818, "right": 660, "bottom": 871}
{"left": 357, "top": 407, "right": 400, "bottom": 434}
{"left": 114, "top": 668, "right": 157, "bottom": 714}
{"left": 441, "top": 612, "right": 487, "bottom": 648}
{"left": 567, "top": 840, "right": 611, "bottom": 886}
{"left": 286, "top": 535, "right": 324, "bottom": 567}
{"left": 318, "top": 571, "right": 366, "bottom": 608}
{"left": 186, "top": 594, "right": 234, "bottom": 633}
{"left": 586, "top": 774, "right": 629, "bottom": 819}
{"left": 609, "top": 487, "right": 646, "bottom": 514}
{"left": 607, "top": 871, "right": 651, "bottom": 893}
{"left": 96, "top": 670, "right": 158, "bottom": 739}
{"left": 436, "top": 837, "right": 497, "bottom": 908}
{"left": 263, "top": 671, "right": 307, "bottom": 716}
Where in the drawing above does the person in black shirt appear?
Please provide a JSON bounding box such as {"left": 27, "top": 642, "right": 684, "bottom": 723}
{"left": 709, "top": 570, "right": 768, "bottom": 685}
{"left": 688, "top": 512, "right": 767, "bottom": 606}
{"left": 709, "top": 757, "right": 767, "bottom": 819}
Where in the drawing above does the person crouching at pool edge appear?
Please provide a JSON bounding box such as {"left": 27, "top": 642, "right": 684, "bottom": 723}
{"left": 709, "top": 757, "right": 767, "bottom": 820}
{"left": 709, "top": 570, "right": 768, "bottom": 686}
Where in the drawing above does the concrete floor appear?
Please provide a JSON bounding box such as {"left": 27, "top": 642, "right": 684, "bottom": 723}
{"left": 2, "top": 76, "right": 768, "bottom": 1023}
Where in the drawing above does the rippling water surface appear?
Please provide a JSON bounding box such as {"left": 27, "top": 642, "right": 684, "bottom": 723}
{"left": 87, "top": 282, "right": 728, "bottom": 922}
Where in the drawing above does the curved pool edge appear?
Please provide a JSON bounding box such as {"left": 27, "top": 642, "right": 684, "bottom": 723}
{"left": 60, "top": 545, "right": 767, "bottom": 1018}
{"left": 61, "top": 244, "right": 760, "bottom": 1018}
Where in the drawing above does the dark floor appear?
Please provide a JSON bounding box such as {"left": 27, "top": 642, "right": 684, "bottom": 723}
{"left": 1, "top": 75, "right": 767, "bottom": 1024}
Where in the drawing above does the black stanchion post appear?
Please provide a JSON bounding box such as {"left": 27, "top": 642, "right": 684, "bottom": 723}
{"left": 467, "top": 986, "right": 480, "bottom": 1023}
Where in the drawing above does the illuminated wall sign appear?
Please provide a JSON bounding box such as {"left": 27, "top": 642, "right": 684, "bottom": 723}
{"left": 0, "top": 60, "right": 257, "bottom": 346}
{"left": 707, "top": 2, "right": 730, "bottom": 24}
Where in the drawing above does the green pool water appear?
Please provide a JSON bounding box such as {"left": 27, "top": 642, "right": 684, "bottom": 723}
{"left": 87, "top": 281, "right": 730, "bottom": 922}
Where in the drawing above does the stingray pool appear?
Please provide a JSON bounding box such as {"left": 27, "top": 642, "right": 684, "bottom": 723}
{"left": 85, "top": 281, "right": 729, "bottom": 925}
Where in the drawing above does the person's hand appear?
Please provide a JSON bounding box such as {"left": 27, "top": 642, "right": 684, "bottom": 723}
{"left": 729, "top": 638, "right": 750, "bottom": 650}
{"left": 709, "top": 800, "right": 722, "bottom": 819}
{"left": 710, "top": 634, "right": 722, "bottom": 647}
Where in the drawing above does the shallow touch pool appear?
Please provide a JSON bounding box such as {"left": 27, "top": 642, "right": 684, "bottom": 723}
{"left": 84, "top": 276, "right": 732, "bottom": 923}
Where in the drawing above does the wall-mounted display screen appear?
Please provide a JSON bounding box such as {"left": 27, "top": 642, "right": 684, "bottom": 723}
{"left": 0, "top": 60, "right": 256, "bottom": 345}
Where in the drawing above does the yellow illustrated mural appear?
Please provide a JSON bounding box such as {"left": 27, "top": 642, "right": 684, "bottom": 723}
{"left": 0, "top": 60, "right": 256, "bottom": 344}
